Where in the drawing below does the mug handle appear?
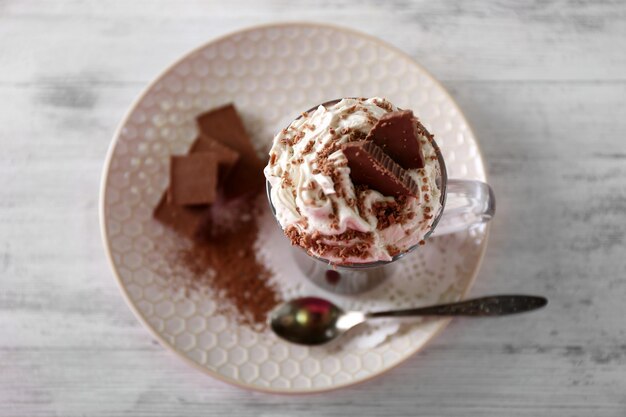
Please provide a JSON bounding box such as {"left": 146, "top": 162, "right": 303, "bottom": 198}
{"left": 431, "top": 179, "right": 495, "bottom": 236}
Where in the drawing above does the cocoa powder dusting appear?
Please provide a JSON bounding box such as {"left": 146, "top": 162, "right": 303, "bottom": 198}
{"left": 180, "top": 221, "right": 278, "bottom": 327}
{"left": 162, "top": 198, "right": 281, "bottom": 330}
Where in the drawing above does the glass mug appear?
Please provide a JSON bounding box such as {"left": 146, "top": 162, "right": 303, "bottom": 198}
{"left": 266, "top": 99, "right": 495, "bottom": 294}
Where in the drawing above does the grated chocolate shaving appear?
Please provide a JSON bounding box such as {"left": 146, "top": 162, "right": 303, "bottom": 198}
{"left": 348, "top": 129, "right": 367, "bottom": 142}
{"left": 301, "top": 140, "right": 315, "bottom": 155}
{"left": 374, "top": 99, "right": 393, "bottom": 112}
{"left": 386, "top": 245, "right": 401, "bottom": 257}
{"left": 291, "top": 131, "right": 305, "bottom": 145}
{"left": 285, "top": 227, "right": 374, "bottom": 263}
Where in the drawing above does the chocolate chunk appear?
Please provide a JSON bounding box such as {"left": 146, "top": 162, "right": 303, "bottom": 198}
{"left": 342, "top": 141, "right": 419, "bottom": 198}
{"left": 153, "top": 194, "right": 211, "bottom": 239}
{"left": 168, "top": 154, "right": 219, "bottom": 206}
{"left": 191, "top": 134, "right": 239, "bottom": 166}
{"left": 155, "top": 104, "right": 263, "bottom": 240}
{"left": 196, "top": 104, "right": 264, "bottom": 199}
{"left": 366, "top": 110, "right": 425, "bottom": 169}
{"left": 190, "top": 134, "right": 240, "bottom": 180}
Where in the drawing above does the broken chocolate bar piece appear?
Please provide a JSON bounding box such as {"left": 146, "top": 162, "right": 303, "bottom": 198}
{"left": 342, "top": 140, "right": 419, "bottom": 198}
{"left": 153, "top": 194, "right": 210, "bottom": 239}
{"left": 190, "top": 134, "right": 239, "bottom": 180}
{"left": 196, "top": 104, "right": 264, "bottom": 199}
{"left": 366, "top": 110, "right": 425, "bottom": 169}
{"left": 168, "top": 154, "right": 219, "bottom": 206}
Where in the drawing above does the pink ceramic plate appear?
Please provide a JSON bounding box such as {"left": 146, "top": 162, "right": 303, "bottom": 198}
{"left": 100, "top": 22, "right": 489, "bottom": 393}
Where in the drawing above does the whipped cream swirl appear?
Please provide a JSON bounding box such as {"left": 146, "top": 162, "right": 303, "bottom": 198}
{"left": 264, "top": 98, "right": 441, "bottom": 264}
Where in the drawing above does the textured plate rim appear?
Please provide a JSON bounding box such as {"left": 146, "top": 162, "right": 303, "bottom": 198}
{"left": 99, "top": 21, "right": 491, "bottom": 394}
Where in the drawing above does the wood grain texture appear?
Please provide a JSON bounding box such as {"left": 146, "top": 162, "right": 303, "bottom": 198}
{"left": 1, "top": 0, "right": 625, "bottom": 416}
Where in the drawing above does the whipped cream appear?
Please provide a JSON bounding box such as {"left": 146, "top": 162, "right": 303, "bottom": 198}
{"left": 264, "top": 98, "right": 442, "bottom": 264}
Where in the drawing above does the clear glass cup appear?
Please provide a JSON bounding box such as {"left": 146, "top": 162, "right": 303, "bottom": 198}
{"left": 266, "top": 100, "right": 495, "bottom": 294}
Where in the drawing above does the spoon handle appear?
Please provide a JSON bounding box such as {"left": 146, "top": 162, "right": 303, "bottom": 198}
{"left": 367, "top": 295, "right": 547, "bottom": 318}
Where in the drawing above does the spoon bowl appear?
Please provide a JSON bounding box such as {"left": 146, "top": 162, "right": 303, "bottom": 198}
{"left": 269, "top": 297, "right": 358, "bottom": 345}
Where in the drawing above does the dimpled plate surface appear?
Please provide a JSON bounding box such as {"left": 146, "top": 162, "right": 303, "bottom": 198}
{"left": 100, "top": 23, "right": 489, "bottom": 393}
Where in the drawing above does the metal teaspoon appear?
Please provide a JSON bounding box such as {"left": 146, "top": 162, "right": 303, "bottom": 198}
{"left": 270, "top": 295, "right": 548, "bottom": 345}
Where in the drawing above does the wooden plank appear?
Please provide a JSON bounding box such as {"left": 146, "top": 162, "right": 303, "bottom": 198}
{"left": 0, "top": 1, "right": 625, "bottom": 83}
{"left": 1, "top": 346, "right": 625, "bottom": 416}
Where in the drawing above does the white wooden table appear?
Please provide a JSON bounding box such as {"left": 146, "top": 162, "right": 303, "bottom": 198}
{"left": 2, "top": 1, "right": 625, "bottom": 416}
